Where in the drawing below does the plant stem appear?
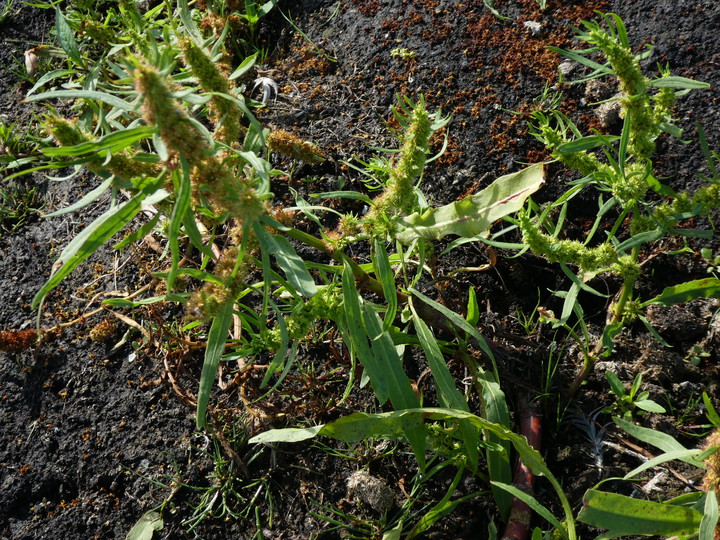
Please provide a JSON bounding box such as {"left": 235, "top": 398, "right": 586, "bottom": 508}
{"left": 567, "top": 245, "right": 641, "bottom": 396}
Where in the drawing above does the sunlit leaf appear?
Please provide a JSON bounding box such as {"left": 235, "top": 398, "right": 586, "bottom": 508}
{"left": 395, "top": 163, "right": 545, "bottom": 242}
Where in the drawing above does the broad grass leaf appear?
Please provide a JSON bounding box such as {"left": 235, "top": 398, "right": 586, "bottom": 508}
{"left": 113, "top": 211, "right": 161, "bottom": 250}
{"left": 395, "top": 163, "right": 545, "bottom": 242}
{"left": 624, "top": 449, "right": 704, "bottom": 480}
{"left": 700, "top": 490, "right": 719, "bottom": 540}
{"left": 41, "top": 126, "right": 157, "bottom": 158}
{"left": 229, "top": 53, "right": 258, "bottom": 80}
{"left": 44, "top": 177, "right": 114, "bottom": 217}
{"left": 372, "top": 240, "right": 397, "bottom": 331}
{"left": 640, "top": 277, "right": 720, "bottom": 308}
{"left": 255, "top": 227, "right": 317, "bottom": 297}
{"left": 250, "top": 407, "right": 575, "bottom": 539}
{"left": 166, "top": 159, "right": 192, "bottom": 291}
{"left": 556, "top": 135, "right": 620, "bottom": 154}
{"left": 409, "top": 299, "right": 480, "bottom": 473}
{"left": 359, "top": 303, "right": 425, "bottom": 466}
{"left": 578, "top": 489, "right": 703, "bottom": 538}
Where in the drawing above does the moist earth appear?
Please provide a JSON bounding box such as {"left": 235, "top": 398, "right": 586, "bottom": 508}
{"left": 1, "top": 1, "right": 720, "bottom": 538}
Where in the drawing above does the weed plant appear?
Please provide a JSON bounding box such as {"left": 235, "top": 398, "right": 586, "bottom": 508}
{"left": 9, "top": 3, "right": 720, "bottom": 538}
{"left": 522, "top": 13, "right": 720, "bottom": 395}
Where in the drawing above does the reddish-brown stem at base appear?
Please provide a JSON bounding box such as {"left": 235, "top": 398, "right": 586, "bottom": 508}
{"left": 502, "top": 393, "right": 542, "bottom": 540}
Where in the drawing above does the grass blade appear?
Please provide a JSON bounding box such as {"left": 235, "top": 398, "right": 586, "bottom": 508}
{"left": 25, "top": 89, "right": 135, "bottom": 111}
{"left": 32, "top": 181, "right": 168, "bottom": 308}
{"left": 196, "top": 299, "right": 234, "bottom": 429}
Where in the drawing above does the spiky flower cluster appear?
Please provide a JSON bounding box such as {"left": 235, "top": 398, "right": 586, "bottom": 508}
{"left": 519, "top": 211, "right": 624, "bottom": 275}
{"left": 44, "top": 115, "right": 160, "bottom": 185}
{"left": 367, "top": 102, "right": 432, "bottom": 220}
{"left": 179, "top": 38, "right": 242, "bottom": 145}
{"left": 134, "top": 60, "right": 208, "bottom": 164}
{"left": 266, "top": 129, "right": 325, "bottom": 163}
{"left": 702, "top": 429, "right": 720, "bottom": 539}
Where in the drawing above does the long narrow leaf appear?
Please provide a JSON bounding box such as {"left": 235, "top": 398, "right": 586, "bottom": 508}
{"left": 24, "top": 89, "right": 135, "bottom": 111}
{"left": 614, "top": 416, "right": 705, "bottom": 468}
{"left": 32, "top": 183, "right": 168, "bottom": 308}
{"left": 249, "top": 407, "right": 575, "bottom": 540}
{"left": 640, "top": 277, "right": 720, "bottom": 308}
{"left": 372, "top": 240, "right": 398, "bottom": 331}
{"left": 491, "top": 481, "right": 565, "bottom": 532}
{"left": 410, "top": 299, "right": 479, "bottom": 473}
{"left": 43, "top": 177, "right": 114, "bottom": 217}
{"left": 166, "top": 158, "right": 192, "bottom": 291}
{"left": 55, "top": 7, "right": 83, "bottom": 66}
{"left": 196, "top": 300, "right": 234, "bottom": 429}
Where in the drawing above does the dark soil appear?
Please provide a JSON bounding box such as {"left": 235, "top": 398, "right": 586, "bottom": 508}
{"left": 1, "top": 1, "right": 720, "bottom": 538}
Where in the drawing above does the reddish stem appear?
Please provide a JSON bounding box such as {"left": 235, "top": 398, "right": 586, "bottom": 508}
{"left": 502, "top": 393, "right": 542, "bottom": 540}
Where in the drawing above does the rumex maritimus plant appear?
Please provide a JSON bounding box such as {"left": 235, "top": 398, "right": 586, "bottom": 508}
{"left": 521, "top": 12, "right": 719, "bottom": 394}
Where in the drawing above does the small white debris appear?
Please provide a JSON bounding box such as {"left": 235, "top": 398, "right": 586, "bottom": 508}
{"left": 558, "top": 60, "right": 576, "bottom": 77}
{"left": 346, "top": 470, "right": 394, "bottom": 513}
{"left": 524, "top": 21, "right": 543, "bottom": 36}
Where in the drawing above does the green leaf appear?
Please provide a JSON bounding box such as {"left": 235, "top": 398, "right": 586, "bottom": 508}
{"left": 640, "top": 278, "right": 720, "bottom": 308}
{"left": 700, "top": 490, "right": 719, "bottom": 540}
{"left": 410, "top": 299, "right": 479, "bottom": 473}
{"left": 556, "top": 135, "right": 620, "bottom": 154}
{"left": 41, "top": 126, "right": 157, "bottom": 157}
{"left": 466, "top": 287, "right": 479, "bottom": 326}
{"left": 25, "top": 89, "right": 135, "bottom": 111}
{"left": 578, "top": 489, "right": 703, "bottom": 537}
{"left": 255, "top": 226, "right": 317, "bottom": 297}
{"left": 44, "top": 178, "right": 114, "bottom": 217}
{"left": 361, "top": 302, "right": 420, "bottom": 411}
{"left": 228, "top": 52, "right": 258, "bottom": 81}
{"left": 624, "top": 449, "right": 704, "bottom": 480}
{"left": 249, "top": 407, "right": 575, "bottom": 540}
{"left": 491, "top": 481, "right": 565, "bottom": 532}
{"left": 250, "top": 424, "right": 324, "bottom": 443}
{"left": 125, "top": 510, "right": 163, "bottom": 540}
{"left": 166, "top": 159, "right": 192, "bottom": 291}
{"left": 546, "top": 46, "right": 613, "bottom": 77}
{"left": 633, "top": 399, "right": 666, "bottom": 413}
{"left": 605, "top": 371, "right": 626, "bottom": 398}
{"left": 646, "top": 76, "right": 710, "bottom": 89}
{"left": 703, "top": 392, "right": 720, "bottom": 429}
{"left": 395, "top": 163, "right": 545, "bottom": 242}
{"left": 613, "top": 416, "right": 705, "bottom": 468}
{"left": 372, "top": 240, "right": 398, "bottom": 331}
{"left": 55, "top": 7, "right": 82, "bottom": 66}
{"left": 113, "top": 212, "right": 161, "bottom": 250}
{"left": 32, "top": 183, "right": 168, "bottom": 309}
{"left": 196, "top": 300, "right": 234, "bottom": 429}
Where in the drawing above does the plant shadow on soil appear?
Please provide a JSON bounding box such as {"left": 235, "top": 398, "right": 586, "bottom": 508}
{"left": 1, "top": 0, "right": 720, "bottom": 538}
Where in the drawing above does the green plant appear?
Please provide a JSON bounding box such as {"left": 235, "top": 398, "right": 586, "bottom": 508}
{"left": 601, "top": 370, "right": 666, "bottom": 420}
{"left": 19, "top": 0, "right": 552, "bottom": 533}
{"left": 0, "top": 182, "right": 44, "bottom": 235}
{"left": 519, "top": 12, "right": 718, "bottom": 395}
